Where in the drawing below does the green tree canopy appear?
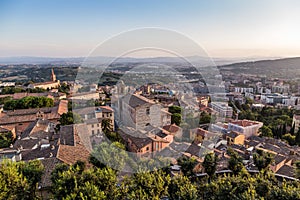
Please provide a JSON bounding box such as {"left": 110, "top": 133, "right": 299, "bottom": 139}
{"left": 89, "top": 141, "right": 128, "bottom": 171}
{"left": 168, "top": 105, "right": 182, "bottom": 114}
{"left": 227, "top": 148, "right": 245, "bottom": 175}
{"left": 177, "top": 156, "right": 198, "bottom": 177}
{"left": 171, "top": 113, "right": 182, "bottom": 126}
{"left": 3, "top": 96, "right": 54, "bottom": 110}
{"left": 260, "top": 125, "right": 273, "bottom": 138}
{"left": 59, "top": 111, "right": 83, "bottom": 126}
{"left": 0, "top": 159, "right": 44, "bottom": 200}
{"left": 253, "top": 149, "right": 274, "bottom": 171}
{"left": 202, "top": 153, "right": 218, "bottom": 182}
{"left": 168, "top": 175, "right": 198, "bottom": 200}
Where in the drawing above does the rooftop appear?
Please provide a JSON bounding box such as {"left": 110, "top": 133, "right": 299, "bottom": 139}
{"left": 229, "top": 119, "right": 261, "bottom": 127}
{"left": 123, "top": 94, "right": 155, "bottom": 108}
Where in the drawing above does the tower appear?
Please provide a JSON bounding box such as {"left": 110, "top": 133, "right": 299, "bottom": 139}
{"left": 51, "top": 68, "right": 57, "bottom": 82}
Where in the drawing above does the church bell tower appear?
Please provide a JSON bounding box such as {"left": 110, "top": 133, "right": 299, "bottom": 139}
{"left": 51, "top": 68, "right": 57, "bottom": 82}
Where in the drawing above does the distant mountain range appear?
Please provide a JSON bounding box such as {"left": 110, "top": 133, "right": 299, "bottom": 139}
{"left": 0, "top": 56, "right": 281, "bottom": 66}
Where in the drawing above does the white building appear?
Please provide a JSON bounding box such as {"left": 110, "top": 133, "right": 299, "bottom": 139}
{"left": 211, "top": 102, "right": 233, "bottom": 118}
{"left": 228, "top": 119, "right": 263, "bottom": 138}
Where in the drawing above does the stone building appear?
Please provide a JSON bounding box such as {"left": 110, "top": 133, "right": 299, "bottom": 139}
{"left": 120, "top": 94, "right": 171, "bottom": 130}
{"left": 28, "top": 68, "right": 60, "bottom": 90}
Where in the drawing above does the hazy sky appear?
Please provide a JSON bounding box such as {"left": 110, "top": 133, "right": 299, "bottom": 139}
{"left": 0, "top": 0, "right": 300, "bottom": 58}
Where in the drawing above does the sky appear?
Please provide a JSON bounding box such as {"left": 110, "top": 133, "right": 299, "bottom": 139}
{"left": 0, "top": 0, "right": 300, "bottom": 58}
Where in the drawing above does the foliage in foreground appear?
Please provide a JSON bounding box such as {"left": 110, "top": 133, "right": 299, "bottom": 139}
{"left": 0, "top": 160, "right": 44, "bottom": 200}
{"left": 50, "top": 161, "right": 300, "bottom": 200}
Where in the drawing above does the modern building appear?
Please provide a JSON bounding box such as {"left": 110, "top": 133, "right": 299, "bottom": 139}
{"left": 211, "top": 102, "right": 233, "bottom": 118}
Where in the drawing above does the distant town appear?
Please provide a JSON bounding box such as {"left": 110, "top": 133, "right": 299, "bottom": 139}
{"left": 0, "top": 58, "right": 300, "bottom": 198}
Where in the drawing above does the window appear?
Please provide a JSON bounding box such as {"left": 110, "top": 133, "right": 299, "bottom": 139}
{"left": 146, "top": 147, "right": 149, "bottom": 151}
{"left": 97, "top": 129, "right": 100, "bottom": 134}
{"left": 92, "top": 130, "right": 95, "bottom": 135}
{"left": 146, "top": 107, "right": 150, "bottom": 115}
{"left": 91, "top": 124, "right": 94, "bottom": 128}
{"left": 97, "top": 124, "right": 100, "bottom": 127}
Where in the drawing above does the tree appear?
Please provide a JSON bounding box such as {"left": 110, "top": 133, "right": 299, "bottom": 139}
{"left": 18, "top": 160, "right": 44, "bottom": 197}
{"left": 199, "top": 111, "right": 211, "bottom": 125}
{"left": 253, "top": 149, "right": 274, "bottom": 171}
{"left": 168, "top": 175, "right": 198, "bottom": 200}
{"left": 260, "top": 126, "right": 273, "bottom": 138}
{"left": 202, "top": 153, "right": 217, "bottom": 182}
{"left": 290, "top": 122, "right": 296, "bottom": 135}
{"left": 59, "top": 111, "right": 83, "bottom": 126}
{"left": 102, "top": 118, "right": 113, "bottom": 134}
{"left": 89, "top": 141, "right": 128, "bottom": 171}
{"left": 295, "top": 161, "right": 300, "bottom": 179}
{"left": 177, "top": 156, "right": 197, "bottom": 177}
{"left": 227, "top": 148, "right": 245, "bottom": 175}
{"left": 282, "top": 133, "right": 296, "bottom": 146}
{"left": 0, "top": 159, "right": 43, "bottom": 200}
{"left": 125, "top": 170, "right": 170, "bottom": 200}
{"left": 296, "top": 129, "right": 300, "bottom": 145}
{"left": 171, "top": 113, "right": 182, "bottom": 126}
{"left": 58, "top": 82, "right": 70, "bottom": 94}
{"left": 0, "top": 131, "right": 13, "bottom": 148}
{"left": 168, "top": 106, "right": 182, "bottom": 114}
{"left": 3, "top": 96, "right": 54, "bottom": 110}
{"left": 51, "top": 163, "right": 116, "bottom": 199}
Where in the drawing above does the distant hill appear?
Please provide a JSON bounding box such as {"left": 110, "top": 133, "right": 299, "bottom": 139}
{"left": 218, "top": 57, "right": 300, "bottom": 79}
{"left": 0, "top": 56, "right": 278, "bottom": 66}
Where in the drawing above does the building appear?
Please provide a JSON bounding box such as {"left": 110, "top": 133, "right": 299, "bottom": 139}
{"left": 0, "top": 100, "right": 68, "bottom": 135}
{"left": 119, "top": 94, "right": 171, "bottom": 130}
{"left": 28, "top": 68, "right": 60, "bottom": 90}
{"left": 211, "top": 102, "right": 233, "bottom": 118}
{"left": 163, "top": 123, "right": 182, "bottom": 138}
{"left": 69, "top": 92, "right": 100, "bottom": 101}
{"left": 118, "top": 126, "right": 173, "bottom": 157}
{"left": 198, "top": 96, "right": 209, "bottom": 107}
{"left": 271, "top": 84, "right": 290, "bottom": 94}
{"left": 228, "top": 119, "right": 263, "bottom": 138}
{"left": 292, "top": 114, "right": 300, "bottom": 133}
{"left": 190, "top": 128, "right": 219, "bottom": 145}
{"left": 74, "top": 105, "right": 115, "bottom": 135}
{"left": 224, "top": 131, "right": 245, "bottom": 145}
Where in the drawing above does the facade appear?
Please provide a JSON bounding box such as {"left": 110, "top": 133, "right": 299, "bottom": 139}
{"left": 118, "top": 126, "right": 173, "bottom": 157}
{"left": 190, "top": 128, "right": 219, "bottom": 145}
{"left": 228, "top": 119, "right": 263, "bottom": 138}
{"left": 120, "top": 94, "right": 171, "bottom": 130}
{"left": 74, "top": 106, "right": 115, "bottom": 135}
{"left": 211, "top": 102, "right": 233, "bottom": 118}
{"left": 292, "top": 114, "right": 300, "bottom": 133}
{"left": 69, "top": 92, "right": 100, "bottom": 100}
{"left": 224, "top": 131, "right": 245, "bottom": 145}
